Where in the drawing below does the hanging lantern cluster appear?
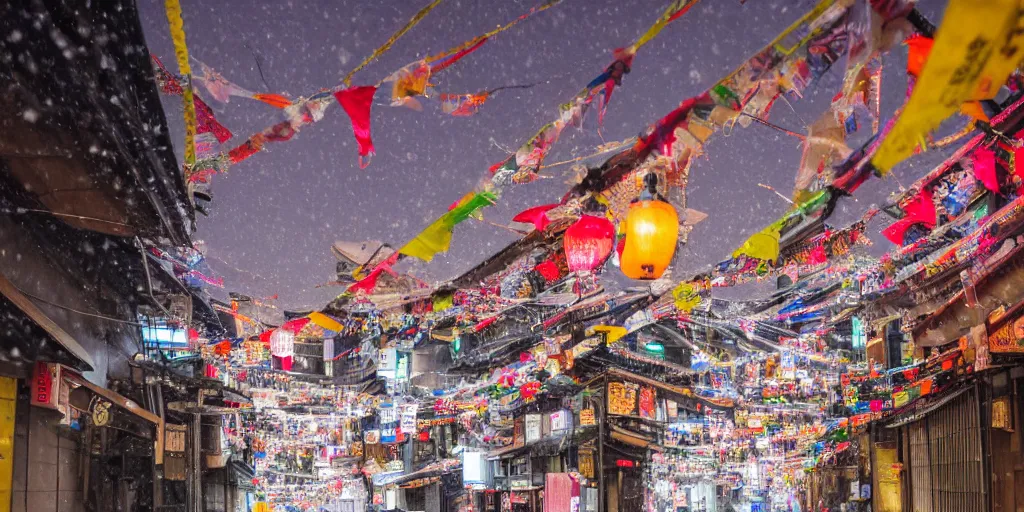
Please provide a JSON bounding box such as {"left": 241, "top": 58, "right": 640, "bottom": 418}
{"left": 620, "top": 173, "right": 679, "bottom": 280}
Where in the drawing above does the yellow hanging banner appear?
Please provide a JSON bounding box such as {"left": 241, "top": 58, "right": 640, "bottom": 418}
{"left": 731, "top": 224, "right": 781, "bottom": 263}
{"left": 872, "top": 0, "right": 1024, "bottom": 174}
{"left": 308, "top": 312, "right": 343, "bottom": 332}
{"left": 165, "top": 0, "right": 197, "bottom": 174}
{"left": 0, "top": 377, "right": 14, "bottom": 512}
{"left": 590, "top": 325, "right": 628, "bottom": 344}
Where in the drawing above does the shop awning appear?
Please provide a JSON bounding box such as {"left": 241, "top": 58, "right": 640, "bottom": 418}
{"left": 604, "top": 367, "right": 735, "bottom": 410}
{"left": 487, "top": 432, "right": 570, "bottom": 460}
{"left": 1, "top": 0, "right": 193, "bottom": 245}
{"left": 64, "top": 371, "right": 160, "bottom": 424}
{"left": 610, "top": 424, "right": 658, "bottom": 450}
{"left": 913, "top": 251, "right": 1024, "bottom": 347}
{"left": 382, "top": 460, "right": 461, "bottom": 487}
{"left": 884, "top": 385, "right": 973, "bottom": 428}
{"left": 229, "top": 458, "right": 258, "bottom": 490}
{"left": 0, "top": 271, "right": 96, "bottom": 371}
{"left": 488, "top": 442, "right": 531, "bottom": 460}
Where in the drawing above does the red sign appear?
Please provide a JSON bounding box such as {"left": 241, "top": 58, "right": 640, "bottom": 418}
{"left": 616, "top": 459, "right": 635, "bottom": 468}
{"left": 31, "top": 362, "right": 58, "bottom": 409}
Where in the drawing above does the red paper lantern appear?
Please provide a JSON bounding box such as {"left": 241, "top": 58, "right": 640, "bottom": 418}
{"left": 534, "top": 260, "right": 560, "bottom": 281}
{"left": 520, "top": 381, "right": 541, "bottom": 400}
{"left": 563, "top": 215, "right": 615, "bottom": 272}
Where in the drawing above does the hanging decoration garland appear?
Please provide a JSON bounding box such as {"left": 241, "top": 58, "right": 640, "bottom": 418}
{"left": 153, "top": 55, "right": 233, "bottom": 146}
{"left": 438, "top": 83, "right": 542, "bottom": 117}
{"left": 187, "top": 0, "right": 563, "bottom": 178}
{"left": 192, "top": 58, "right": 292, "bottom": 109}
{"left": 341, "top": 0, "right": 446, "bottom": 87}
{"left": 486, "top": 0, "right": 700, "bottom": 189}
{"left": 164, "top": 0, "right": 198, "bottom": 180}
{"left": 332, "top": 0, "right": 565, "bottom": 165}
{"left": 331, "top": 0, "right": 700, "bottom": 298}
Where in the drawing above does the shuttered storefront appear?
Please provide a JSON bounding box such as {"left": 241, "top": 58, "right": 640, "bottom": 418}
{"left": 903, "top": 387, "right": 985, "bottom": 512}
{"left": 907, "top": 421, "right": 932, "bottom": 512}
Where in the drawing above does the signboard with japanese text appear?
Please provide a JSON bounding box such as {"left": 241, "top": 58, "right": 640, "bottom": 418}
{"left": 165, "top": 424, "right": 187, "bottom": 452}
{"left": 550, "top": 410, "right": 569, "bottom": 432}
{"left": 31, "top": 362, "right": 59, "bottom": 410}
{"left": 607, "top": 381, "right": 638, "bottom": 416}
{"left": 989, "top": 310, "right": 1024, "bottom": 353}
{"left": 400, "top": 404, "right": 418, "bottom": 434}
{"left": 578, "top": 448, "right": 595, "bottom": 479}
{"left": 638, "top": 386, "right": 657, "bottom": 419}
{"left": 579, "top": 408, "right": 596, "bottom": 426}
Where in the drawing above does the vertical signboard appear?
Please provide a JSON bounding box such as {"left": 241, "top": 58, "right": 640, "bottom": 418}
{"left": 30, "top": 362, "right": 60, "bottom": 410}
{"left": 525, "top": 414, "right": 542, "bottom": 443}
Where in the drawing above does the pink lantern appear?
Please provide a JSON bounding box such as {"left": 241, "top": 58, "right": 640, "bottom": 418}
{"left": 268, "top": 329, "right": 295, "bottom": 358}
{"left": 563, "top": 215, "right": 615, "bottom": 272}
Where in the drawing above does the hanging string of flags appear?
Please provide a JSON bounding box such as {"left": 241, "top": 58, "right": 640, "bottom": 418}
{"left": 340, "top": 0, "right": 447, "bottom": 88}
{"left": 657, "top": 0, "right": 1024, "bottom": 304}
{"left": 192, "top": 58, "right": 292, "bottom": 108}
{"left": 334, "top": 0, "right": 701, "bottom": 297}
{"left": 332, "top": 0, "right": 565, "bottom": 167}
{"left": 485, "top": 0, "right": 700, "bottom": 189}
{"left": 157, "top": 0, "right": 1023, "bottom": 310}
{"left": 156, "top": 0, "right": 565, "bottom": 180}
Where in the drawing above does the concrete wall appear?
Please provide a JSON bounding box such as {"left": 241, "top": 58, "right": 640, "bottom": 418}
{"left": 10, "top": 394, "right": 83, "bottom": 512}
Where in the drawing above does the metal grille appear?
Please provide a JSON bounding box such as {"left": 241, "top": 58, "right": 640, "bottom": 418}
{"left": 908, "top": 421, "right": 932, "bottom": 512}
{"left": 294, "top": 341, "right": 324, "bottom": 358}
{"left": 294, "top": 342, "right": 325, "bottom": 375}
{"left": 928, "top": 387, "right": 984, "bottom": 511}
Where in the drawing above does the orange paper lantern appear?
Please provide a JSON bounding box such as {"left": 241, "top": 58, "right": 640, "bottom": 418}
{"left": 620, "top": 199, "right": 678, "bottom": 280}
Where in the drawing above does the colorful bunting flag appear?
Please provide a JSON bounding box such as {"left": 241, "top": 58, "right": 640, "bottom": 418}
{"left": 334, "top": 86, "right": 379, "bottom": 168}
{"left": 872, "top": 0, "right": 1024, "bottom": 173}
{"left": 398, "top": 192, "right": 498, "bottom": 262}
